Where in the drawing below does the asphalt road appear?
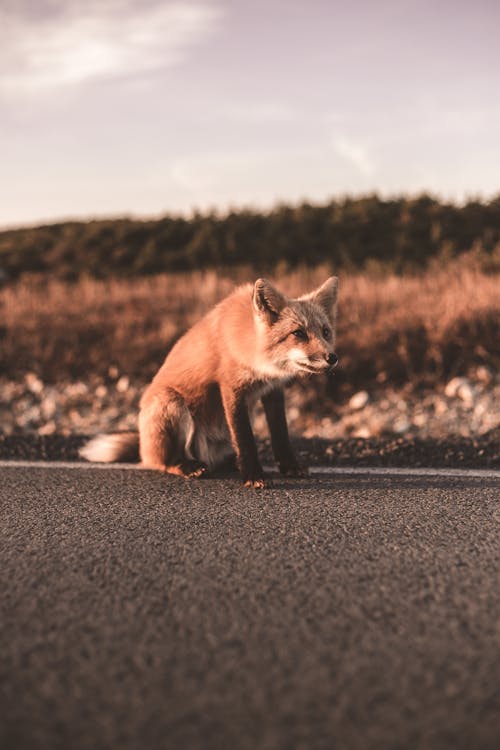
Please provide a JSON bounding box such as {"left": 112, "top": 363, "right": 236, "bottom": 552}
{"left": 1, "top": 465, "right": 499, "bottom": 750}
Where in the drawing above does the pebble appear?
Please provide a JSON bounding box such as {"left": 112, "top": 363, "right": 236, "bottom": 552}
{"left": 475, "top": 366, "right": 493, "bottom": 384}
{"left": 38, "top": 421, "right": 56, "bottom": 435}
{"left": 352, "top": 426, "right": 371, "bottom": 438}
{"left": 116, "top": 376, "right": 130, "bottom": 393}
{"left": 66, "top": 382, "right": 88, "bottom": 397}
{"left": 445, "top": 377, "right": 469, "bottom": 398}
{"left": 1, "top": 375, "right": 499, "bottom": 441}
{"left": 40, "top": 392, "right": 57, "bottom": 418}
{"left": 456, "top": 382, "right": 475, "bottom": 405}
{"left": 432, "top": 397, "right": 448, "bottom": 416}
{"left": 349, "top": 391, "right": 369, "bottom": 410}
{"left": 393, "top": 418, "right": 411, "bottom": 434}
{"left": 25, "top": 373, "right": 44, "bottom": 394}
{"left": 412, "top": 413, "right": 427, "bottom": 427}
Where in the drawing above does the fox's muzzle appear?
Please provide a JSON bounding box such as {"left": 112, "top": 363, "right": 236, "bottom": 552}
{"left": 327, "top": 352, "right": 339, "bottom": 368}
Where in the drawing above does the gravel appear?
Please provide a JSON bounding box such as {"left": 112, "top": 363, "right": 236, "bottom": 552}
{"left": 0, "top": 430, "right": 498, "bottom": 469}
{"left": 1, "top": 369, "right": 499, "bottom": 468}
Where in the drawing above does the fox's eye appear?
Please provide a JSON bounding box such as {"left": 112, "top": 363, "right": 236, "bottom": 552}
{"left": 322, "top": 326, "right": 331, "bottom": 340}
{"left": 292, "top": 329, "right": 308, "bottom": 341}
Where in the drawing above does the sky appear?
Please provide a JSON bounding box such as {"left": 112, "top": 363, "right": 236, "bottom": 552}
{"left": 1, "top": 0, "right": 499, "bottom": 227}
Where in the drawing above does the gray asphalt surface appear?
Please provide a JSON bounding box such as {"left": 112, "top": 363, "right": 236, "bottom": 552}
{"left": 1, "top": 465, "right": 499, "bottom": 750}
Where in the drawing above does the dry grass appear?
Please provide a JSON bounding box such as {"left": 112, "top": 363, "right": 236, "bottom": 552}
{"left": 1, "top": 261, "right": 498, "bottom": 397}
{"left": 336, "top": 264, "right": 499, "bottom": 390}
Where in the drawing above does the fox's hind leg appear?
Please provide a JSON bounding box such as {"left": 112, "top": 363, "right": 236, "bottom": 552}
{"left": 138, "top": 387, "right": 207, "bottom": 478}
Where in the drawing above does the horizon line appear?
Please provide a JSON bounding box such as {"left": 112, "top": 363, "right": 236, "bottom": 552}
{"left": 2, "top": 188, "right": 499, "bottom": 232}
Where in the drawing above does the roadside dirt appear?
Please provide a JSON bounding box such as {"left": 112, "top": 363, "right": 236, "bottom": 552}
{"left": 1, "top": 429, "right": 498, "bottom": 469}
{"left": 1, "top": 367, "right": 498, "bottom": 469}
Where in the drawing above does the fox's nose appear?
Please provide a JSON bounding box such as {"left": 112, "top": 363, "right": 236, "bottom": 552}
{"left": 326, "top": 352, "right": 339, "bottom": 367}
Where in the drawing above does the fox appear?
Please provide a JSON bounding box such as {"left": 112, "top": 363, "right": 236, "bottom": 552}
{"left": 80, "top": 276, "right": 339, "bottom": 487}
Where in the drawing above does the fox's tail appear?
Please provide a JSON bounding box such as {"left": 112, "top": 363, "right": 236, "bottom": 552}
{"left": 79, "top": 431, "right": 139, "bottom": 463}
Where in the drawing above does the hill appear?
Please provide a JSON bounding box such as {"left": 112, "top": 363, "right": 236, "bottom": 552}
{"left": 1, "top": 194, "right": 500, "bottom": 280}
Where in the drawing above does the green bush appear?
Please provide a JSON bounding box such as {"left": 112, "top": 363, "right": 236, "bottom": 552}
{"left": 1, "top": 194, "right": 499, "bottom": 280}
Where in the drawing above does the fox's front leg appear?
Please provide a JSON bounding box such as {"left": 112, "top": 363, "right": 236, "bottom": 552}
{"left": 261, "top": 389, "right": 309, "bottom": 477}
{"left": 220, "top": 385, "right": 266, "bottom": 488}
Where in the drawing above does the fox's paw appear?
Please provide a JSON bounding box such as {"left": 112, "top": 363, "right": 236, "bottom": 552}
{"left": 184, "top": 461, "right": 208, "bottom": 479}
{"left": 279, "top": 463, "right": 309, "bottom": 478}
{"left": 243, "top": 477, "right": 268, "bottom": 489}
{"left": 168, "top": 460, "right": 208, "bottom": 479}
{"left": 187, "top": 465, "right": 208, "bottom": 479}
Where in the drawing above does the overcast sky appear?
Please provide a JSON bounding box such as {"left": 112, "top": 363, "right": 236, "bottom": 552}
{"left": 1, "top": 0, "right": 499, "bottom": 227}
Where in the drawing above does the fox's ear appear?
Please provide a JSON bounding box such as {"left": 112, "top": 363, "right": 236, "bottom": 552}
{"left": 253, "top": 278, "right": 286, "bottom": 322}
{"left": 309, "top": 276, "right": 339, "bottom": 323}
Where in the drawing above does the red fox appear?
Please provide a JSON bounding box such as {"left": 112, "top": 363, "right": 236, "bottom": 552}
{"left": 80, "top": 276, "right": 338, "bottom": 487}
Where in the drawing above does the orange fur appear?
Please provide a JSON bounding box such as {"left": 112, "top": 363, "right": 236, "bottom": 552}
{"left": 81, "top": 277, "right": 339, "bottom": 487}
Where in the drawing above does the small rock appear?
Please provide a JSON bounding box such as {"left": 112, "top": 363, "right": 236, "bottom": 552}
{"left": 445, "top": 377, "right": 469, "bottom": 399}
{"left": 25, "top": 373, "right": 44, "bottom": 395}
{"left": 95, "top": 384, "right": 107, "bottom": 398}
{"left": 19, "top": 406, "right": 41, "bottom": 426}
{"left": 353, "top": 426, "right": 371, "bottom": 438}
{"left": 473, "top": 402, "right": 486, "bottom": 418}
{"left": 41, "top": 395, "right": 57, "bottom": 420}
{"left": 413, "top": 413, "right": 427, "bottom": 427}
{"left": 66, "top": 382, "right": 88, "bottom": 398}
{"left": 475, "top": 366, "right": 493, "bottom": 384}
{"left": 68, "top": 408, "right": 84, "bottom": 425}
{"left": 38, "top": 421, "right": 56, "bottom": 435}
{"left": 116, "top": 376, "right": 130, "bottom": 393}
{"left": 393, "top": 418, "right": 411, "bottom": 434}
{"left": 433, "top": 397, "right": 448, "bottom": 416}
{"left": 456, "top": 382, "right": 474, "bottom": 405}
{"left": 349, "top": 391, "right": 369, "bottom": 410}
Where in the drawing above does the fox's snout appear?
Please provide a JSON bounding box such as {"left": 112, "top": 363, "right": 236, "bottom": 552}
{"left": 296, "top": 349, "right": 339, "bottom": 373}
{"left": 318, "top": 351, "right": 339, "bottom": 370}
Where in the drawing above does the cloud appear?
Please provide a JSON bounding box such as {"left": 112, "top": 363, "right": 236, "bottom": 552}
{"left": 170, "top": 151, "right": 269, "bottom": 193}
{"left": 332, "top": 136, "right": 375, "bottom": 177}
{"left": 170, "top": 159, "right": 218, "bottom": 192}
{"left": 0, "top": 0, "right": 222, "bottom": 92}
{"left": 223, "top": 102, "right": 297, "bottom": 124}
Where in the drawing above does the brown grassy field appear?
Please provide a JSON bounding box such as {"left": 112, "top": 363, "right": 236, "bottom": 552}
{"left": 1, "top": 258, "right": 498, "bottom": 399}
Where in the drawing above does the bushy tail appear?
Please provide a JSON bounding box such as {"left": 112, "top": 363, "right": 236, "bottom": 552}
{"left": 79, "top": 431, "right": 139, "bottom": 463}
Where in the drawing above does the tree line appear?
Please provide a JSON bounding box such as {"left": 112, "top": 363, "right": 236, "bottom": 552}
{"left": 1, "top": 194, "right": 499, "bottom": 280}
